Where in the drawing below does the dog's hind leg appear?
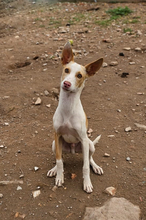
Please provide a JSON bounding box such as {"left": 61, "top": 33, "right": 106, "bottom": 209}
{"left": 89, "top": 137, "right": 103, "bottom": 175}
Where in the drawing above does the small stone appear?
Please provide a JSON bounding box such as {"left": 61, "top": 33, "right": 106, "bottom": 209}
{"left": 129, "top": 62, "right": 135, "bottom": 65}
{"left": 34, "top": 166, "right": 39, "bottom": 171}
{"left": 102, "top": 62, "right": 108, "bottom": 68}
{"left": 105, "top": 186, "right": 116, "bottom": 196}
{"left": 135, "top": 47, "right": 141, "bottom": 51}
{"left": 126, "top": 157, "right": 131, "bottom": 161}
{"left": 135, "top": 123, "right": 146, "bottom": 130}
{"left": 119, "top": 52, "right": 124, "bottom": 56}
{"left": 0, "top": 193, "right": 3, "bottom": 198}
{"left": 32, "top": 190, "right": 41, "bottom": 198}
{"left": 52, "top": 88, "right": 59, "bottom": 96}
{"left": 15, "top": 35, "right": 20, "bottom": 39}
{"left": 137, "top": 30, "right": 142, "bottom": 35}
{"left": 44, "top": 90, "right": 49, "bottom": 96}
{"left": 123, "top": 47, "right": 131, "bottom": 51}
{"left": 117, "top": 109, "right": 121, "bottom": 112}
{"left": 102, "top": 39, "right": 111, "bottom": 43}
{"left": 46, "top": 104, "right": 51, "bottom": 108}
{"left": 109, "top": 61, "right": 118, "bottom": 66}
{"left": 35, "top": 97, "right": 41, "bottom": 105}
{"left": 108, "top": 135, "right": 115, "bottom": 138}
{"left": 0, "top": 145, "right": 4, "bottom": 148}
{"left": 121, "top": 72, "right": 129, "bottom": 78}
{"left": 125, "top": 127, "right": 132, "bottom": 132}
{"left": 4, "top": 122, "right": 9, "bottom": 126}
{"left": 104, "top": 153, "right": 110, "bottom": 157}
{"left": 17, "top": 186, "right": 22, "bottom": 190}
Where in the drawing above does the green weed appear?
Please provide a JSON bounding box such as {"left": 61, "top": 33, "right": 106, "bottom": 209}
{"left": 106, "top": 6, "right": 133, "bottom": 18}
{"left": 123, "top": 28, "right": 133, "bottom": 33}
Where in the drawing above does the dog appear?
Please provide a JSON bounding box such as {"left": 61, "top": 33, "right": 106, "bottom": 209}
{"left": 47, "top": 42, "right": 103, "bottom": 193}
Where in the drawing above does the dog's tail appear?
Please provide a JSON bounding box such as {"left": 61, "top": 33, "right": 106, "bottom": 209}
{"left": 93, "top": 135, "right": 101, "bottom": 145}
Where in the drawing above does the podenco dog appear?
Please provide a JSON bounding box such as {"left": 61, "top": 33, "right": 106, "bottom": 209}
{"left": 47, "top": 42, "right": 103, "bottom": 193}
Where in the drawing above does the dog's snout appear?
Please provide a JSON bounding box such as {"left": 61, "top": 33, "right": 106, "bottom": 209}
{"left": 64, "top": 81, "right": 71, "bottom": 88}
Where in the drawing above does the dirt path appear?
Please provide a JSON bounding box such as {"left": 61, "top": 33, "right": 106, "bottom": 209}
{"left": 0, "top": 1, "right": 146, "bottom": 219}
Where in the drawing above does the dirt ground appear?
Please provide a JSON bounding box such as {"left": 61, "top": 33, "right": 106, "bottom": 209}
{"left": 0, "top": 1, "right": 146, "bottom": 219}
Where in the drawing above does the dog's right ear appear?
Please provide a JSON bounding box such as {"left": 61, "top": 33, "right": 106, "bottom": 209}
{"left": 61, "top": 42, "right": 74, "bottom": 65}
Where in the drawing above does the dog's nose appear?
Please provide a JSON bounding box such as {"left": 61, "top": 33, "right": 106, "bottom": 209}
{"left": 64, "top": 81, "right": 71, "bottom": 88}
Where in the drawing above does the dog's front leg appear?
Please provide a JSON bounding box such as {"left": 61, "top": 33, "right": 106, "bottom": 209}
{"left": 55, "top": 133, "right": 64, "bottom": 186}
{"left": 82, "top": 138, "right": 93, "bottom": 193}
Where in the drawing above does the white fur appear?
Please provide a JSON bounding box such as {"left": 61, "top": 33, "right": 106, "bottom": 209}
{"left": 47, "top": 43, "right": 103, "bottom": 193}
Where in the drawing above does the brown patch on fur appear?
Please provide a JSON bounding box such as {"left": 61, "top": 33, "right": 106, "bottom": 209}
{"left": 61, "top": 67, "right": 71, "bottom": 81}
{"left": 85, "top": 113, "right": 88, "bottom": 129}
{"left": 75, "top": 67, "right": 87, "bottom": 88}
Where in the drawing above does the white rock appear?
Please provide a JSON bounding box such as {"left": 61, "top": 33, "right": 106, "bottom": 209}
{"left": 102, "top": 62, "right": 108, "bottom": 67}
{"left": 123, "top": 47, "right": 131, "bottom": 51}
{"left": 32, "top": 190, "right": 41, "bottom": 198}
{"left": 0, "top": 145, "right": 4, "bottom": 148}
{"left": 83, "top": 197, "right": 140, "bottom": 220}
{"left": 35, "top": 97, "right": 41, "bottom": 105}
{"left": 17, "top": 186, "right": 22, "bottom": 190}
{"left": 105, "top": 186, "right": 116, "bottom": 196}
{"left": 135, "top": 47, "right": 141, "bottom": 51}
{"left": 34, "top": 166, "right": 39, "bottom": 171}
{"left": 104, "top": 153, "right": 110, "bottom": 157}
{"left": 0, "top": 193, "right": 3, "bottom": 198}
{"left": 129, "top": 62, "right": 135, "bottom": 65}
{"left": 109, "top": 61, "right": 118, "bottom": 66}
{"left": 125, "top": 127, "right": 132, "bottom": 132}
{"left": 137, "top": 30, "right": 142, "bottom": 35}
{"left": 135, "top": 123, "right": 146, "bottom": 130}
{"left": 46, "top": 104, "right": 51, "bottom": 108}
{"left": 108, "top": 135, "right": 115, "bottom": 138}
{"left": 126, "top": 157, "right": 131, "bottom": 161}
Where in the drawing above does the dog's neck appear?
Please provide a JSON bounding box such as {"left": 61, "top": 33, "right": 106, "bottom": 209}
{"left": 58, "top": 86, "right": 83, "bottom": 114}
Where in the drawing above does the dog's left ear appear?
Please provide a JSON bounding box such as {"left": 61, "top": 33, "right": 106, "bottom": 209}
{"left": 85, "top": 58, "right": 103, "bottom": 77}
{"left": 61, "top": 42, "right": 74, "bottom": 65}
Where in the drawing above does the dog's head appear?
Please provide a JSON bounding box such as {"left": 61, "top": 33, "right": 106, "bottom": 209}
{"left": 61, "top": 42, "right": 103, "bottom": 93}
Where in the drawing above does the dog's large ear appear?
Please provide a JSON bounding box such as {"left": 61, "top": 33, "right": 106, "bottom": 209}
{"left": 61, "top": 42, "right": 74, "bottom": 65}
{"left": 85, "top": 58, "right": 103, "bottom": 77}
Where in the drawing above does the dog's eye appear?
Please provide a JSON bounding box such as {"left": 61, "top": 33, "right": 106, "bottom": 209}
{"left": 77, "top": 73, "right": 82, "bottom": 79}
{"left": 65, "top": 68, "right": 70, "bottom": 73}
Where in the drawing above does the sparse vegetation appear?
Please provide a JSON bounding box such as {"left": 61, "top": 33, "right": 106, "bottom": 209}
{"left": 123, "top": 27, "right": 133, "bottom": 33}
{"left": 106, "top": 6, "right": 133, "bottom": 18}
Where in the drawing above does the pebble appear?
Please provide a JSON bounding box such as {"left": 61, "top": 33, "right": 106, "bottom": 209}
{"left": 105, "top": 186, "right": 116, "bottom": 196}
{"left": 34, "top": 166, "right": 39, "bottom": 171}
{"left": 108, "top": 135, "right": 115, "bottom": 138}
{"left": 44, "top": 90, "right": 49, "bottom": 96}
{"left": 0, "top": 145, "right": 4, "bottom": 148}
{"left": 126, "top": 157, "right": 131, "bottom": 161}
{"left": 104, "top": 153, "right": 110, "bottom": 157}
{"left": 35, "top": 97, "right": 41, "bottom": 105}
{"left": 17, "top": 186, "right": 22, "bottom": 191}
{"left": 129, "top": 62, "right": 135, "bottom": 65}
{"left": 32, "top": 190, "right": 41, "bottom": 198}
{"left": 135, "top": 47, "right": 141, "bottom": 51}
{"left": 123, "top": 47, "right": 131, "bottom": 51}
{"left": 109, "top": 61, "right": 118, "bottom": 66}
{"left": 0, "top": 193, "right": 3, "bottom": 198}
{"left": 102, "top": 62, "right": 108, "bottom": 68}
{"left": 125, "top": 127, "right": 132, "bottom": 132}
{"left": 46, "top": 104, "right": 51, "bottom": 108}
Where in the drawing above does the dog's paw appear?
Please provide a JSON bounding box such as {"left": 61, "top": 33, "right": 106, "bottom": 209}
{"left": 55, "top": 173, "right": 64, "bottom": 187}
{"left": 92, "top": 164, "right": 103, "bottom": 175}
{"left": 47, "top": 165, "right": 57, "bottom": 177}
{"left": 83, "top": 178, "right": 93, "bottom": 193}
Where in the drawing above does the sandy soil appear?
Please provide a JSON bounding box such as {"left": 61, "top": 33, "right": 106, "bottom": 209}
{"left": 0, "top": 1, "right": 146, "bottom": 219}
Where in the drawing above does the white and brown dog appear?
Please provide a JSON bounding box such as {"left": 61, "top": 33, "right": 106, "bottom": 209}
{"left": 47, "top": 42, "right": 103, "bottom": 193}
